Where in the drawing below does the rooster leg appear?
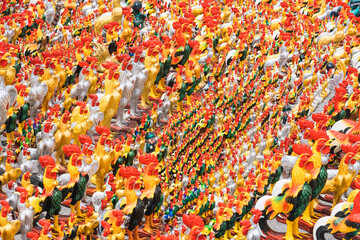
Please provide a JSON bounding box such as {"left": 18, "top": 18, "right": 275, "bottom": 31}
{"left": 292, "top": 218, "right": 301, "bottom": 238}
{"left": 149, "top": 213, "right": 160, "bottom": 228}
{"left": 177, "top": 102, "right": 184, "bottom": 111}
{"left": 149, "top": 85, "right": 161, "bottom": 99}
{"left": 127, "top": 229, "right": 134, "bottom": 240}
{"left": 53, "top": 214, "right": 60, "bottom": 233}
{"left": 55, "top": 150, "right": 61, "bottom": 165}
{"left": 134, "top": 226, "right": 140, "bottom": 240}
{"left": 61, "top": 152, "right": 66, "bottom": 165}
{"left": 186, "top": 95, "right": 192, "bottom": 105}
{"left": 332, "top": 194, "right": 341, "bottom": 210}
{"left": 143, "top": 215, "right": 152, "bottom": 233}
{"left": 18, "top": 122, "right": 24, "bottom": 134}
{"left": 309, "top": 200, "right": 320, "bottom": 219}
{"left": 75, "top": 202, "right": 86, "bottom": 219}
{"left": 285, "top": 219, "right": 295, "bottom": 240}
{"left": 70, "top": 204, "right": 75, "bottom": 214}
{"left": 301, "top": 205, "right": 315, "bottom": 224}
{"left": 158, "top": 78, "right": 166, "bottom": 92}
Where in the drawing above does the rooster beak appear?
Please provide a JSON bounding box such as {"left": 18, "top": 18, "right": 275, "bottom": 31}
{"left": 325, "top": 140, "right": 332, "bottom": 146}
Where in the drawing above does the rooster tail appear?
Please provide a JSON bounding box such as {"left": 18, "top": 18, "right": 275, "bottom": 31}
{"left": 93, "top": 42, "right": 110, "bottom": 65}
{"left": 313, "top": 216, "right": 332, "bottom": 240}
{"left": 258, "top": 217, "right": 271, "bottom": 235}
{"left": 263, "top": 191, "right": 289, "bottom": 219}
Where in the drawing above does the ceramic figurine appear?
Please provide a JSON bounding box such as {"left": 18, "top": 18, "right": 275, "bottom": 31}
{"left": 129, "top": 46, "right": 149, "bottom": 116}
{"left": 54, "top": 111, "right": 72, "bottom": 165}
{"left": 94, "top": 0, "right": 123, "bottom": 34}
{"left": 321, "top": 143, "right": 360, "bottom": 208}
{"left": 61, "top": 145, "right": 90, "bottom": 217}
{"left": 27, "top": 65, "right": 48, "bottom": 120}
{"left": 70, "top": 61, "right": 91, "bottom": 101}
{"left": 314, "top": 190, "right": 360, "bottom": 240}
{"left": 139, "top": 153, "right": 162, "bottom": 233}
{"left": 91, "top": 126, "right": 116, "bottom": 191}
{"left": 0, "top": 53, "right": 16, "bottom": 86}
{"left": 118, "top": 166, "right": 145, "bottom": 240}
{"left": 36, "top": 119, "right": 57, "bottom": 157}
{"left": 141, "top": 40, "right": 161, "bottom": 108}
{"left": 116, "top": 55, "right": 136, "bottom": 126}
{"left": 259, "top": 151, "right": 314, "bottom": 240}
{"left": 99, "top": 63, "right": 122, "bottom": 127}
{"left": 0, "top": 77, "right": 17, "bottom": 129}
{"left": 16, "top": 187, "right": 35, "bottom": 239}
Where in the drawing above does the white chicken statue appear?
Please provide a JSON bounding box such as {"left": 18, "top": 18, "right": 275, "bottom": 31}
{"left": 116, "top": 56, "right": 136, "bottom": 126}
{"left": 129, "top": 47, "right": 149, "bottom": 116}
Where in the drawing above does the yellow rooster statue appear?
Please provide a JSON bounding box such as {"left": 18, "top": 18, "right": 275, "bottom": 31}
{"left": 94, "top": 0, "right": 123, "bottom": 34}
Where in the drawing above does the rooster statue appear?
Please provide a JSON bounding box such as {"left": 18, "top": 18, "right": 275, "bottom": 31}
{"left": 94, "top": 0, "right": 123, "bottom": 35}
{"left": 32, "top": 155, "right": 69, "bottom": 233}
{"left": 0, "top": 200, "right": 20, "bottom": 240}
{"left": 99, "top": 62, "right": 123, "bottom": 127}
{"left": 314, "top": 190, "right": 360, "bottom": 240}
{"left": 321, "top": 143, "right": 360, "bottom": 208}
{"left": 327, "top": 111, "right": 360, "bottom": 153}
{"left": 54, "top": 110, "right": 72, "bottom": 165}
{"left": 129, "top": 46, "right": 149, "bottom": 116}
{"left": 181, "top": 214, "right": 210, "bottom": 240}
{"left": 91, "top": 126, "right": 116, "bottom": 191}
{"left": 61, "top": 144, "right": 90, "bottom": 218}
{"left": 259, "top": 152, "right": 314, "bottom": 240}
{"left": 139, "top": 153, "right": 162, "bottom": 233}
{"left": 118, "top": 166, "right": 145, "bottom": 240}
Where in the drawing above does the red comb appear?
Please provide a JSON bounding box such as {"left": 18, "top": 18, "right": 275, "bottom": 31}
{"left": 138, "top": 153, "right": 159, "bottom": 165}
{"left": 118, "top": 165, "right": 140, "bottom": 179}
{"left": 96, "top": 126, "right": 111, "bottom": 135}
{"left": 63, "top": 145, "right": 81, "bottom": 157}
{"left": 182, "top": 214, "right": 204, "bottom": 229}
{"left": 39, "top": 155, "right": 55, "bottom": 168}
{"left": 79, "top": 135, "right": 92, "bottom": 145}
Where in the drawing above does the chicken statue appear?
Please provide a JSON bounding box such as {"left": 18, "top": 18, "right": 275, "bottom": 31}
{"left": 27, "top": 64, "right": 48, "bottom": 120}
{"left": 99, "top": 62, "right": 123, "bottom": 127}
{"left": 54, "top": 110, "right": 72, "bottom": 165}
{"left": 33, "top": 156, "right": 68, "bottom": 233}
{"left": 40, "top": 59, "right": 60, "bottom": 114}
{"left": 117, "top": 165, "right": 145, "bottom": 240}
{"left": 321, "top": 143, "right": 360, "bottom": 208}
{"left": 115, "top": 54, "right": 136, "bottom": 126}
{"left": 139, "top": 153, "right": 162, "bottom": 233}
{"left": 70, "top": 61, "right": 92, "bottom": 101}
{"left": 0, "top": 152, "right": 21, "bottom": 188}
{"left": 129, "top": 46, "right": 149, "bottom": 116}
{"left": 314, "top": 190, "right": 360, "bottom": 240}
{"left": 16, "top": 187, "right": 36, "bottom": 240}
{"left": 141, "top": 40, "right": 161, "bottom": 108}
{"left": 94, "top": 0, "right": 123, "bottom": 35}
{"left": 36, "top": 119, "right": 57, "bottom": 157}
{"left": 0, "top": 76, "right": 17, "bottom": 131}
{"left": 61, "top": 144, "right": 90, "bottom": 218}
{"left": 260, "top": 153, "right": 314, "bottom": 240}
{"left": 181, "top": 214, "right": 210, "bottom": 240}
{"left": 0, "top": 200, "right": 20, "bottom": 240}
{"left": 91, "top": 126, "right": 116, "bottom": 191}
{"left": 0, "top": 52, "right": 16, "bottom": 86}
